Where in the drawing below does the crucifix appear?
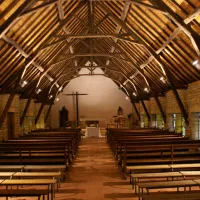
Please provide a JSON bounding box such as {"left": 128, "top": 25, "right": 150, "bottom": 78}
{"left": 64, "top": 92, "right": 88, "bottom": 127}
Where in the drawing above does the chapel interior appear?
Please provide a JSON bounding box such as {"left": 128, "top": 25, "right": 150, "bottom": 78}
{"left": 0, "top": 0, "right": 200, "bottom": 199}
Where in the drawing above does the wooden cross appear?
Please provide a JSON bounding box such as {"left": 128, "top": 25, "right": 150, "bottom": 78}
{"left": 64, "top": 92, "right": 88, "bottom": 127}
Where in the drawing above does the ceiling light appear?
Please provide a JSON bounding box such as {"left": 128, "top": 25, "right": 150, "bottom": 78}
{"left": 192, "top": 60, "right": 198, "bottom": 65}
{"left": 20, "top": 80, "right": 28, "bottom": 88}
{"left": 133, "top": 92, "right": 137, "bottom": 96}
{"left": 36, "top": 88, "right": 41, "bottom": 94}
{"left": 144, "top": 87, "right": 149, "bottom": 93}
{"left": 58, "top": 86, "right": 63, "bottom": 92}
{"left": 160, "top": 76, "right": 166, "bottom": 83}
{"left": 49, "top": 95, "right": 53, "bottom": 99}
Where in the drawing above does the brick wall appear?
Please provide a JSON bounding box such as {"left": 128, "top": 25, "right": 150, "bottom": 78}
{"left": 0, "top": 94, "right": 21, "bottom": 140}
{"left": 133, "top": 80, "right": 200, "bottom": 137}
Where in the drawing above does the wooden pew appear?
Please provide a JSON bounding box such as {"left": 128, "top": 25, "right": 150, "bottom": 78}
{"left": 142, "top": 193, "right": 200, "bottom": 200}
{"left": 137, "top": 179, "right": 200, "bottom": 200}
{"left": 1, "top": 179, "right": 57, "bottom": 200}
{"left": 0, "top": 189, "right": 49, "bottom": 200}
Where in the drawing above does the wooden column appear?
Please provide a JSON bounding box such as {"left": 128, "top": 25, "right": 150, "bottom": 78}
{"left": 35, "top": 102, "right": 45, "bottom": 125}
{"left": 0, "top": 94, "right": 15, "bottom": 129}
{"left": 132, "top": 103, "right": 140, "bottom": 121}
{"left": 20, "top": 98, "right": 31, "bottom": 126}
{"left": 141, "top": 100, "right": 150, "bottom": 122}
{"left": 154, "top": 96, "right": 166, "bottom": 123}
{"left": 171, "top": 87, "right": 189, "bottom": 125}
{"left": 45, "top": 104, "right": 52, "bottom": 123}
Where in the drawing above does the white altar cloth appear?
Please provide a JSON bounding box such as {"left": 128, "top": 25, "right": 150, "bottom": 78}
{"left": 85, "top": 127, "right": 100, "bottom": 137}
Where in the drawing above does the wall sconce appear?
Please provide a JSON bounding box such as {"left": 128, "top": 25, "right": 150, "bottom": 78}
{"left": 160, "top": 76, "right": 166, "bottom": 83}
{"left": 144, "top": 87, "right": 150, "bottom": 93}
{"left": 36, "top": 88, "right": 41, "bottom": 94}
{"left": 133, "top": 92, "right": 137, "bottom": 96}
{"left": 58, "top": 86, "right": 63, "bottom": 92}
{"left": 192, "top": 60, "right": 200, "bottom": 69}
{"left": 56, "top": 98, "right": 59, "bottom": 101}
{"left": 20, "top": 80, "right": 27, "bottom": 88}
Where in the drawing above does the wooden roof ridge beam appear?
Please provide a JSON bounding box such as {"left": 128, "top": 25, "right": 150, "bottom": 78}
{"left": 151, "top": 0, "right": 200, "bottom": 57}
{"left": 62, "top": 33, "right": 131, "bottom": 38}
{"left": 0, "top": 0, "right": 36, "bottom": 39}
{"left": 106, "top": 0, "right": 131, "bottom": 67}
{"left": 57, "top": 0, "right": 78, "bottom": 67}
{"left": 2, "top": 35, "right": 57, "bottom": 86}
{"left": 141, "top": 100, "right": 150, "bottom": 122}
{"left": 97, "top": 2, "right": 189, "bottom": 124}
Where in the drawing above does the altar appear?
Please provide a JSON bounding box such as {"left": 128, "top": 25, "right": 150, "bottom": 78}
{"left": 85, "top": 127, "right": 101, "bottom": 137}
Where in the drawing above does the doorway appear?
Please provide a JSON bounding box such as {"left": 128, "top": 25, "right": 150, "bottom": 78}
{"left": 7, "top": 112, "right": 15, "bottom": 139}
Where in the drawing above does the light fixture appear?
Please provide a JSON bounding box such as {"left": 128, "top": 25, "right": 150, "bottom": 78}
{"left": 36, "top": 88, "right": 41, "bottom": 94}
{"left": 160, "top": 76, "right": 166, "bottom": 83}
{"left": 125, "top": 96, "right": 129, "bottom": 100}
{"left": 49, "top": 95, "right": 53, "bottom": 99}
{"left": 20, "top": 80, "right": 28, "bottom": 88}
{"left": 144, "top": 87, "right": 149, "bottom": 93}
{"left": 192, "top": 60, "right": 198, "bottom": 65}
{"left": 56, "top": 98, "right": 59, "bottom": 101}
{"left": 58, "top": 86, "right": 63, "bottom": 92}
{"left": 133, "top": 92, "right": 137, "bottom": 96}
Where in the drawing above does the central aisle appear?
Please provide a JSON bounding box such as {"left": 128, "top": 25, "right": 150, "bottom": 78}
{"left": 56, "top": 137, "right": 135, "bottom": 200}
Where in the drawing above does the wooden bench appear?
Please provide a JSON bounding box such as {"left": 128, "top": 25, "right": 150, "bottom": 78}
{"left": 142, "top": 192, "right": 200, "bottom": 200}
{"left": 131, "top": 172, "right": 183, "bottom": 193}
{"left": 1, "top": 179, "right": 57, "bottom": 200}
{"left": 0, "top": 189, "right": 49, "bottom": 200}
{"left": 137, "top": 179, "right": 200, "bottom": 200}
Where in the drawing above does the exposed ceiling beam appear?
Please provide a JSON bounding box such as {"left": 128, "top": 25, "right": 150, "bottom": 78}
{"left": 2, "top": 35, "right": 58, "bottom": 85}
{"left": 20, "top": 0, "right": 57, "bottom": 17}
{"left": 151, "top": 0, "right": 200, "bottom": 57}
{"left": 57, "top": 0, "right": 77, "bottom": 67}
{"left": 97, "top": 2, "right": 189, "bottom": 124}
{"left": 61, "top": 33, "right": 131, "bottom": 39}
{"left": 0, "top": 0, "right": 36, "bottom": 39}
{"left": 106, "top": 0, "right": 131, "bottom": 67}
{"left": 130, "top": 0, "right": 167, "bottom": 14}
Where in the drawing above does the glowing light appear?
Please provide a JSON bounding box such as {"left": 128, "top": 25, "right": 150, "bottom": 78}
{"left": 144, "top": 87, "right": 149, "bottom": 93}
{"left": 125, "top": 96, "right": 129, "bottom": 100}
{"left": 193, "top": 60, "right": 198, "bottom": 65}
{"left": 133, "top": 92, "right": 137, "bottom": 96}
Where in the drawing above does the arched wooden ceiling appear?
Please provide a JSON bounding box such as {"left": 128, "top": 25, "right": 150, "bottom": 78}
{"left": 0, "top": 0, "right": 200, "bottom": 104}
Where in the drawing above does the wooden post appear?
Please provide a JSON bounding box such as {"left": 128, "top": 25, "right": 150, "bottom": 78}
{"left": 35, "top": 102, "right": 45, "bottom": 125}
{"left": 20, "top": 97, "right": 31, "bottom": 126}
{"left": 154, "top": 96, "right": 166, "bottom": 123}
{"left": 0, "top": 94, "right": 15, "bottom": 129}
{"left": 141, "top": 100, "right": 150, "bottom": 122}
{"left": 44, "top": 104, "right": 52, "bottom": 124}
{"left": 132, "top": 103, "right": 140, "bottom": 121}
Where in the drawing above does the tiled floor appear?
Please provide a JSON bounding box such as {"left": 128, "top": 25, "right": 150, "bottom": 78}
{"left": 56, "top": 137, "right": 135, "bottom": 200}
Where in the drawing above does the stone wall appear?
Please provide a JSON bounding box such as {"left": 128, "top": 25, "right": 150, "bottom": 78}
{"left": 135, "top": 80, "right": 200, "bottom": 138}
{"left": 0, "top": 95, "right": 51, "bottom": 139}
